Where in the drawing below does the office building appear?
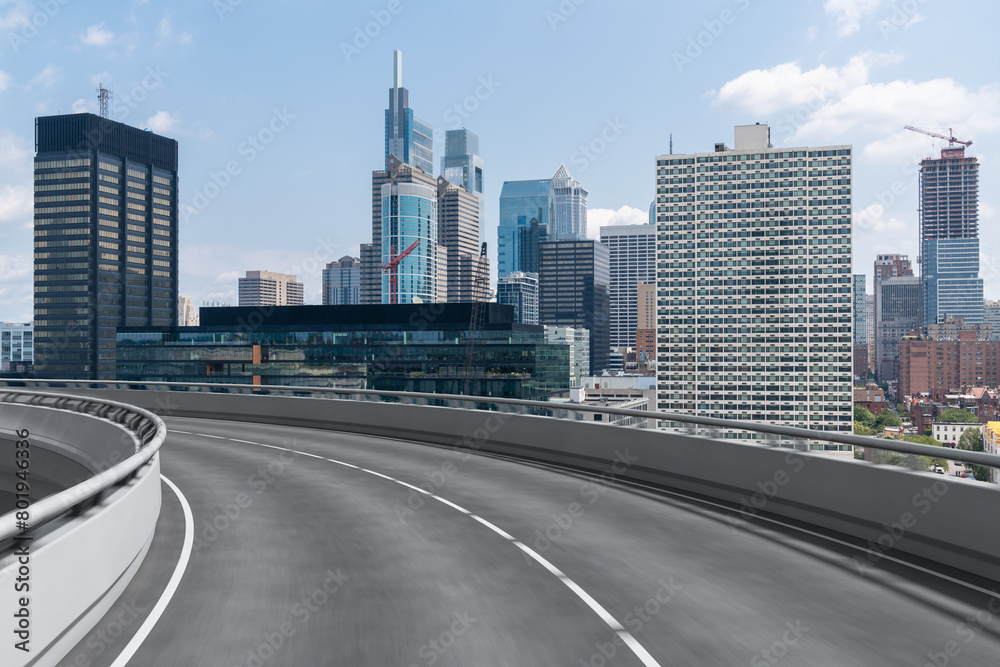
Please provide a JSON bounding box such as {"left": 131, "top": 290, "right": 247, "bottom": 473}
{"left": 438, "top": 176, "right": 487, "bottom": 302}
{"left": 866, "top": 293, "right": 875, "bottom": 370}
{"left": 178, "top": 296, "right": 199, "bottom": 326}
{"left": 853, "top": 275, "right": 867, "bottom": 344}
{"left": 601, "top": 223, "right": 656, "bottom": 350}
{"left": 498, "top": 179, "right": 555, "bottom": 278}
{"left": 116, "top": 304, "right": 570, "bottom": 400}
{"left": 899, "top": 330, "right": 1000, "bottom": 399}
{"left": 385, "top": 50, "right": 433, "bottom": 174}
{"left": 655, "top": 123, "right": 853, "bottom": 440}
{"left": 544, "top": 325, "right": 589, "bottom": 387}
{"left": 875, "top": 275, "right": 922, "bottom": 381}
{"left": 919, "top": 146, "right": 982, "bottom": 325}
{"left": 322, "top": 256, "right": 361, "bottom": 305}
{"left": 539, "top": 239, "right": 610, "bottom": 373}
{"left": 985, "top": 300, "right": 1000, "bottom": 340}
{"left": 873, "top": 254, "right": 915, "bottom": 379}
{"left": 33, "top": 113, "right": 178, "bottom": 380}
{"left": 239, "top": 271, "right": 304, "bottom": 307}
{"left": 636, "top": 282, "right": 656, "bottom": 363}
{"left": 497, "top": 272, "right": 539, "bottom": 325}
{"left": 551, "top": 164, "right": 587, "bottom": 239}
{"left": 1, "top": 322, "right": 33, "bottom": 369}
{"left": 442, "top": 129, "right": 484, "bottom": 239}
{"left": 874, "top": 253, "right": 914, "bottom": 283}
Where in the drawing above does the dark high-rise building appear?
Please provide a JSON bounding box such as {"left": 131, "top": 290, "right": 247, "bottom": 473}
{"left": 517, "top": 219, "right": 548, "bottom": 275}
{"left": 323, "top": 256, "right": 361, "bottom": 305}
{"left": 442, "top": 129, "right": 484, "bottom": 241}
{"left": 33, "top": 113, "right": 178, "bottom": 379}
{"left": 538, "top": 239, "right": 610, "bottom": 373}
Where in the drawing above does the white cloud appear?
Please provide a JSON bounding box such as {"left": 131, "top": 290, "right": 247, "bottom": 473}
{"left": 156, "top": 15, "right": 192, "bottom": 46}
{"left": 714, "top": 55, "right": 873, "bottom": 116}
{"left": 854, "top": 203, "right": 907, "bottom": 235}
{"left": 906, "top": 13, "right": 925, "bottom": 29}
{"left": 586, "top": 205, "right": 649, "bottom": 240}
{"left": 0, "top": 254, "right": 31, "bottom": 282}
{"left": 28, "top": 64, "right": 60, "bottom": 89}
{"left": 0, "top": 71, "right": 11, "bottom": 94}
{"left": 81, "top": 22, "right": 114, "bottom": 47}
{"left": 0, "top": 132, "right": 31, "bottom": 172}
{"left": 0, "top": 184, "right": 32, "bottom": 229}
{"left": 824, "top": 0, "right": 884, "bottom": 36}
{"left": 0, "top": 2, "right": 29, "bottom": 31}
{"left": 145, "top": 110, "right": 179, "bottom": 134}
{"left": 71, "top": 98, "right": 92, "bottom": 113}
{"left": 807, "top": 26, "right": 819, "bottom": 41}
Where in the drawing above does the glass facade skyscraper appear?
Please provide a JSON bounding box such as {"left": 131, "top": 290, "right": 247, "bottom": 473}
{"left": 33, "top": 113, "right": 178, "bottom": 380}
{"left": 498, "top": 179, "right": 555, "bottom": 278}
{"left": 497, "top": 271, "right": 539, "bottom": 325}
{"left": 551, "top": 164, "right": 588, "bottom": 240}
{"left": 381, "top": 179, "right": 439, "bottom": 304}
{"left": 384, "top": 50, "right": 433, "bottom": 174}
{"left": 919, "top": 147, "right": 982, "bottom": 326}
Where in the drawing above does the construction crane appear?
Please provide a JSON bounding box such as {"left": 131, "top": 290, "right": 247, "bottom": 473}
{"left": 381, "top": 240, "right": 419, "bottom": 305}
{"left": 903, "top": 126, "right": 972, "bottom": 148}
{"left": 462, "top": 242, "right": 489, "bottom": 396}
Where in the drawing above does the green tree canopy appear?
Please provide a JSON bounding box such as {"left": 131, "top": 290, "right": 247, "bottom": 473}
{"left": 854, "top": 405, "right": 876, "bottom": 428}
{"left": 938, "top": 408, "right": 979, "bottom": 424}
{"left": 875, "top": 410, "right": 902, "bottom": 429}
{"left": 854, "top": 421, "right": 875, "bottom": 436}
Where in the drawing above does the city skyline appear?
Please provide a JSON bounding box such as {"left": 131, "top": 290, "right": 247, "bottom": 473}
{"left": 0, "top": 1, "right": 998, "bottom": 320}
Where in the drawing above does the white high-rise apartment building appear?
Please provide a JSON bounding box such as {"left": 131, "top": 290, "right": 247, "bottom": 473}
{"left": 600, "top": 223, "right": 656, "bottom": 350}
{"left": 238, "top": 271, "right": 305, "bottom": 307}
{"left": 655, "top": 124, "right": 853, "bottom": 445}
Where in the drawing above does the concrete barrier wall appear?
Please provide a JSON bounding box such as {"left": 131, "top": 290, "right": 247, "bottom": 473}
{"left": 86, "top": 388, "right": 1000, "bottom": 583}
{"left": 0, "top": 401, "right": 160, "bottom": 667}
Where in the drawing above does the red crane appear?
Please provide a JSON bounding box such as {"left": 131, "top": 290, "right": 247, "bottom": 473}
{"left": 382, "top": 240, "right": 420, "bottom": 304}
{"left": 903, "top": 126, "right": 972, "bottom": 148}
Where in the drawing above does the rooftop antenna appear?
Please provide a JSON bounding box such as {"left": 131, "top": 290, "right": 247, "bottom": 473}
{"left": 393, "top": 49, "right": 402, "bottom": 88}
{"left": 669, "top": 133, "right": 673, "bottom": 155}
{"left": 97, "top": 83, "right": 111, "bottom": 119}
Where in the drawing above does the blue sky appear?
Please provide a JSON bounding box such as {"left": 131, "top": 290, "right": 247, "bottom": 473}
{"left": 0, "top": 0, "right": 997, "bottom": 319}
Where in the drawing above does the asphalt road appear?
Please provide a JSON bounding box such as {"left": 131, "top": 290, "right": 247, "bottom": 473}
{"left": 61, "top": 416, "right": 1000, "bottom": 666}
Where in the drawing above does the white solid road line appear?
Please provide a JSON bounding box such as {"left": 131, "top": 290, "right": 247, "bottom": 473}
{"left": 179, "top": 429, "right": 664, "bottom": 666}
{"left": 109, "top": 473, "right": 194, "bottom": 667}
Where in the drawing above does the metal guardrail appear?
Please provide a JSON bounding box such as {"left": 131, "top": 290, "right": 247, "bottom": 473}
{"left": 0, "top": 389, "right": 167, "bottom": 542}
{"left": 4, "top": 379, "right": 998, "bottom": 473}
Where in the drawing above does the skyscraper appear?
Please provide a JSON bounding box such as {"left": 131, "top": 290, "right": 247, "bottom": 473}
{"left": 875, "top": 275, "right": 922, "bottom": 381}
{"left": 873, "top": 254, "right": 917, "bottom": 381}
{"left": 239, "top": 271, "right": 304, "bottom": 307}
{"left": 437, "top": 176, "right": 487, "bottom": 302}
{"left": 442, "top": 129, "right": 484, "bottom": 240}
{"left": 539, "top": 239, "right": 610, "bottom": 373}
{"left": 919, "top": 146, "right": 983, "bottom": 325}
{"left": 600, "top": 223, "right": 656, "bottom": 350}
{"left": 33, "top": 113, "right": 178, "bottom": 380}
{"left": 551, "top": 164, "right": 588, "bottom": 239}
{"left": 385, "top": 50, "right": 433, "bottom": 173}
{"left": 323, "top": 256, "right": 361, "bottom": 305}
{"left": 636, "top": 282, "right": 656, "bottom": 364}
{"left": 178, "top": 296, "right": 198, "bottom": 326}
{"left": 497, "top": 271, "right": 539, "bottom": 325}
{"left": 655, "top": 123, "right": 853, "bottom": 438}
{"left": 498, "top": 179, "right": 555, "bottom": 278}
{"left": 853, "top": 274, "right": 867, "bottom": 345}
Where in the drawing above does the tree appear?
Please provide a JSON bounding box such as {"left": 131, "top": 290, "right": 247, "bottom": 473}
{"left": 938, "top": 408, "right": 978, "bottom": 424}
{"left": 854, "top": 405, "right": 876, "bottom": 429}
{"left": 924, "top": 428, "right": 933, "bottom": 437}
{"left": 957, "top": 427, "right": 992, "bottom": 483}
{"left": 876, "top": 410, "right": 902, "bottom": 430}
{"left": 854, "top": 421, "right": 874, "bottom": 436}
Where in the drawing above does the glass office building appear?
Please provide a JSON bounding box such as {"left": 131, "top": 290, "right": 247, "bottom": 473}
{"left": 385, "top": 50, "right": 433, "bottom": 174}
{"left": 116, "top": 304, "right": 570, "bottom": 399}
{"left": 498, "top": 179, "right": 555, "bottom": 278}
{"left": 381, "top": 180, "right": 440, "bottom": 304}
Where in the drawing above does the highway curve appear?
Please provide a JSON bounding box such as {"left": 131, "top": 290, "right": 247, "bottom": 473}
{"left": 60, "top": 416, "right": 1000, "bottom": 666}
